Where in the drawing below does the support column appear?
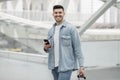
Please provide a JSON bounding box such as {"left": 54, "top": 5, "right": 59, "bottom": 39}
{"left": 15, "top": 0, "right": 23, "bottom": 11}
{"left": 62, "top": 0, "right": 70, "bottom": 12}
{"left": 6, "top": 1, "right": 13, "bottom": 11}
{"left": 79, "top": 0, "right": 117, "bottom": 36}
{"left": 24, "top": 0, "right": 31, "bottom": 19}
{"left": 117, "top": 8, "right": 120, "bottom": 28}
{"left": 110, "top": 7, "right": 116, "bottom": 24}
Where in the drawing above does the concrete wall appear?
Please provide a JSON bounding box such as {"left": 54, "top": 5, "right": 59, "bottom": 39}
{"left": 82, "top": 40, "right": 120, "bottom": 67}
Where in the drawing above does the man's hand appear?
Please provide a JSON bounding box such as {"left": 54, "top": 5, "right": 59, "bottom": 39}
{"left": 78, "top": 67, "right": 85, "bottom": 79}
{"left": 44, "top": 42, "right": 51, "bottom": 51}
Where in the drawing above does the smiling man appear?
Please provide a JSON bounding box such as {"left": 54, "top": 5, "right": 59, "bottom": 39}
{"left": 44, "top": 5, "right": 85, "bottom": 80}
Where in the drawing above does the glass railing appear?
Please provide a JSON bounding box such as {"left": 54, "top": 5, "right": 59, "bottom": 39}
{"left": 1, "top": 10, "right": 91, "bottom": 22}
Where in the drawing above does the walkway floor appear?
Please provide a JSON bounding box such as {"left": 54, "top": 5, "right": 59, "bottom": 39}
{"left": 0, "top": 57, "right": 120, "bottom": 80}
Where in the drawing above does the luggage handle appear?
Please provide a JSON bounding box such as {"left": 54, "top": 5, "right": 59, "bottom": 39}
{"left": 77, "top": 75, "right": 86, "bottom": 80}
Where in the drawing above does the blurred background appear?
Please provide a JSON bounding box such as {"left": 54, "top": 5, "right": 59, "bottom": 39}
{"left": 0, "top": 0, "right": 120, "bottom": 80}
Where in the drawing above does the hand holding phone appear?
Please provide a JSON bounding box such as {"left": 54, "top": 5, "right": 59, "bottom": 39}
{"left": 44, "top": 39, "right": 51, "bottom": 51}
{"left": 44, "top": 39, "right": 50, "bottom": 45}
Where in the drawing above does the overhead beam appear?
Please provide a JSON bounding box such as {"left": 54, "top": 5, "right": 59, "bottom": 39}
{"left": 101, "top": 0, "right": 120, "bottom": 9}
{"left": 79, "top": 0, "right": 117, "bottom": 36}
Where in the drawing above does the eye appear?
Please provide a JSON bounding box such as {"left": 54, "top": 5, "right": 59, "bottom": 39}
{"left": 54, "top": 12, "right": 57, "bottom": 14}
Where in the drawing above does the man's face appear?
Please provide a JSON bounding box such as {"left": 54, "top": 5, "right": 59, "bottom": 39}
{"left": 53, "top": 8, "right": 65, "bottom": 23}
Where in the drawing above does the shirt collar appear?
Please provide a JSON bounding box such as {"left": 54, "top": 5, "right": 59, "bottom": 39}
{"left": 53, "top": 20, "right": 66, "bottom": 28}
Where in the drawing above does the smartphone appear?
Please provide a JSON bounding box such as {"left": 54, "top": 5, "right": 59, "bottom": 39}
{"left": 44, "top": 39, "right": 50, "bottom": 44}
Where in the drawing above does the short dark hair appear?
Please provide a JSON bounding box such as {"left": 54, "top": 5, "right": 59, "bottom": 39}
{"left": 53, "top": 5, "right": 64, "bottom": 11}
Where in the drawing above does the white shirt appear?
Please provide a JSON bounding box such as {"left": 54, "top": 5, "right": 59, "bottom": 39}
{"left": 54, "top": 24, "right": 62, "bottom": 67}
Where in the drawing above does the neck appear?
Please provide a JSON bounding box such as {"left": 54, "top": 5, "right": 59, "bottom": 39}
{"left": 56, "top": 20, "right": 64, "bottom": 25}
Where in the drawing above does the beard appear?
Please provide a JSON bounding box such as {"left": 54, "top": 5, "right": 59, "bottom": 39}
{"left": 55, "top": 17, "right": 63, "bottom": 23}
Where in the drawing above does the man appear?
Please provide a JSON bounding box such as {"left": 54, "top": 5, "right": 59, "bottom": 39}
{"left": 44, "top": 5, "right": 85, "bottom": 80}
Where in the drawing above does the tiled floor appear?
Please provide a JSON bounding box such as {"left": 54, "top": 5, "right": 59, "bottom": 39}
{"left": 0, "top": 57, "right": 120, "bottom": 80}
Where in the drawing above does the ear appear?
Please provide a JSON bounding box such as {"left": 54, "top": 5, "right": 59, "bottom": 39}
{"left": 63, "top": 12, "right": 65, "bottom": 16}
{"left": 64, "top": 12, "right": 65, "bottom": 15}
{"left": 52, "top": 13, "right": 54, "bottom": 16}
